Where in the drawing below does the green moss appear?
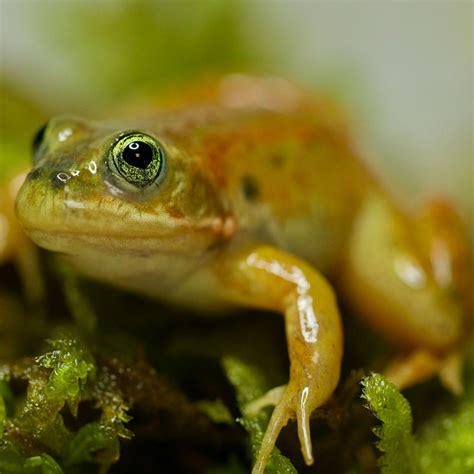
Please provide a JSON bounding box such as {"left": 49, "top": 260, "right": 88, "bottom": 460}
{"left": 24, "top": 454, "right": 64, "bottom": 474}
{"left": 36, "top": 333, "right": 96, "bottom": 416}
{"left": 0, "top": 447, "right": 64, "bottom": 474}
{"left": 361, "top": 373, "right": 419, "bottom": 474}
{"left": 0, "top": 331, "right": 128, "bottom": 472}
{"left": 417, "top": 399, "right": 474, "bottom": 474}
{"left": 362, "top": 358, "right": 474, "bottom": 474}
{"left": 416, "top": 345, "right": 474, "bottom": 474}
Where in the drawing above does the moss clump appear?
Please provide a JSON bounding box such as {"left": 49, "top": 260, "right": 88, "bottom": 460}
{"left": 361, "top": 364, "right": 474, "bottom": 474}
{"left": 0, "top": 328, "right": 221, "bottom": 473}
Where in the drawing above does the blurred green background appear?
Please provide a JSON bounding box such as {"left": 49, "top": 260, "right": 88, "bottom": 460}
{"left": 1, "top": 0, "right": 472, "bottom": 226}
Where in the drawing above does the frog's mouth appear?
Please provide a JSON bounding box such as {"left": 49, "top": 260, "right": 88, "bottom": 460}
{"left": 16, "top": 180, "right": 223, "bottom": 260}
{"left": 24, "top": 228, "right": 214, "bottom": 258}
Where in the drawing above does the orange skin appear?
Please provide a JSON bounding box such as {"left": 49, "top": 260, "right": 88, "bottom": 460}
{"left": 0, "top": 171, "right": 44, "bottom": 305}
{"left": 9, "top": 75, "right": 472, "bottom": 472}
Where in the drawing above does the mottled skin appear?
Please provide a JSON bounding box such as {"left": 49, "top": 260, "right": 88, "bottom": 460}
{"left": 11, "top": 75, "right": 472, "bottom": 473}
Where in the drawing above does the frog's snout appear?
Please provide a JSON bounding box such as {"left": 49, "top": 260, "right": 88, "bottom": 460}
{"left": 23, "top": 156, "right": 79, "bottom": 193}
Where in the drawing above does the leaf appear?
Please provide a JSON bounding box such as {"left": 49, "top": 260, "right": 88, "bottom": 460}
{"left": 222, "top": 356, "right": 297, "bottom": 474}
{"left": 0, "top": 387, "right": 5, "bottom": 440}
{"left": 0, "top": 380, "right": 15, "bottom": 420}
{"left": 198, "top": 399, "right": 234, "bottom": 425}
{"left": 0, "top": 446, "right": 64, "bottom": 474}
{"left": 35, "top": 331, "right": 95, "bottom": 416}
{"left": 65, "top": 422, "right": 119, "bottom": 467}
{"left": 24, "top": 454, "right": 64, "bottom": 474}
{"left": 0, "top": 445, "right": 27, "bottom": 473}
{"left": 361, "top": 373, "right": 420, "bottom": 474}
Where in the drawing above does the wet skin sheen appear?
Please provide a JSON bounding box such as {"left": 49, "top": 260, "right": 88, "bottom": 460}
{"left": 13, "top": 75, "right": 472, "bottom": 473}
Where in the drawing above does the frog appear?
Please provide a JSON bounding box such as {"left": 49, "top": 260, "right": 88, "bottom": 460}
{"left": 12, "top": 74, "right": 472, "bottom": 473}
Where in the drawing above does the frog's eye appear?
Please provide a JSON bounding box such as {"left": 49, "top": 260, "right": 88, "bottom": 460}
{"left": 32, "top": 121, "right": 49, "bottom": 162}
{"left": 109, "top": 133, "right": 165, "bottom": 188}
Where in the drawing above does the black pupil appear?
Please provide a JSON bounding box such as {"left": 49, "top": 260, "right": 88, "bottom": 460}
{"left": 122, "top": 141, "right": 153, "bottom": 169}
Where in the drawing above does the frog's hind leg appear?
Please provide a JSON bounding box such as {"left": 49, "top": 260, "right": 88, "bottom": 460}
{"left": 384, "top": 349, "right": 464, "bottom": 394}
{"left": 212, "top": 245, "right": 343, "bottom": 473}
{"left": 340, "top": 194, "right": 470, "bottom": 386}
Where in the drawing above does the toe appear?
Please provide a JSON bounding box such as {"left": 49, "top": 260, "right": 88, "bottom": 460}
{"left": 296, "top": 386, "right": 314, "bottom": 465}
{"left": 252, "top": 396, "right": 292, "bottom": 474}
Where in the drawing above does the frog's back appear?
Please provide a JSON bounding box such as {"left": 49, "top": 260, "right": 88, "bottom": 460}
{"left": 140, "top": 75, "right": 376, "bottom": 275}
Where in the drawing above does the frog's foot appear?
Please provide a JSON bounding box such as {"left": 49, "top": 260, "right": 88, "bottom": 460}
{"left": 251, "top": 382, "right": 314, "bottom": 474}
{"left": 384, "top": 349, "right": 463, "bottom": 394}
{"left": 439, "top": 352, "right": 463, "bottom": 395}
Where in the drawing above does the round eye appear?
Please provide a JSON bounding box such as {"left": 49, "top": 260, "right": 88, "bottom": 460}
{"left": 110, "top": 133, "right": 165, "bottom": 188}
{"left": 32, "top": 121, "right": 49, "bottom": 162}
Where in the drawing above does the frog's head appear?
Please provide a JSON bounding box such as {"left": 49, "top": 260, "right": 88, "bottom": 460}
{"left": 16, "top": 117, "right": 233, "bottom": 291}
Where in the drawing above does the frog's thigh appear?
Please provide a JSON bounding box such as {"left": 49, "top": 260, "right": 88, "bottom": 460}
{"left": 213, "top": 245, "right": 343, "bottom": 474}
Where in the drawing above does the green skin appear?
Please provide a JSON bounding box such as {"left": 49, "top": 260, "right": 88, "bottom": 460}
{"left": 15, "top": 75, "right": 471, "bottom": 473}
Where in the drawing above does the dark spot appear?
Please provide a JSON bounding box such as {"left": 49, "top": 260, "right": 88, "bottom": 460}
{"left": 271, "top": 154, "right": 285, "bottom": 168}
{"left": 26, "top": 167, "right": 43, "bottom": 182}
{"left": 241, "top": 175, "right": 260, "bottom": 201}
{"left": 207, "top": 239, "right": 225, "bottom": 252}
{"left": 165, "top": 204, "right": 185, "bottom": 219}
{"left": 447, "top": 286, "right": 461, "bottom": 301}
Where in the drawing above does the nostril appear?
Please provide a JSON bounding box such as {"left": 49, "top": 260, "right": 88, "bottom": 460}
{"left": 32, "top": 121, "right": 49, "bottom": 162}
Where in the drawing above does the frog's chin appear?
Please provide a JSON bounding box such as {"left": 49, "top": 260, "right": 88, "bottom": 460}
{"left": 26, "top": 228, "right": 213, "bottom": 258}
{"left": 65, "top": 248, "right": 210, "bottom": 298}
{"left": 27, "top": 229, "right": 215, "bottom": 296}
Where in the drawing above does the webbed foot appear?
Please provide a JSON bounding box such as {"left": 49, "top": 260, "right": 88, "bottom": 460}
{"left": 384, "top": 349, "right": 464, "bottom": 394}
{"left": 251, "top": 381, "right": 315, "bottom": 474}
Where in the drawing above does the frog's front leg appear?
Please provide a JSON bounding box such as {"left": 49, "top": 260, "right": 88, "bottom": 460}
{"left": 213, "top": 245, "right": 343, "bottom": 474}
{"left": 1, "top": 172, "right": 44, "bottom": 305}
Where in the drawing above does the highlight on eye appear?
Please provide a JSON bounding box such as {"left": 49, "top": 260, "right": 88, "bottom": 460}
{"left": 109, "top": 132, "right": 165, "bottom": 188}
